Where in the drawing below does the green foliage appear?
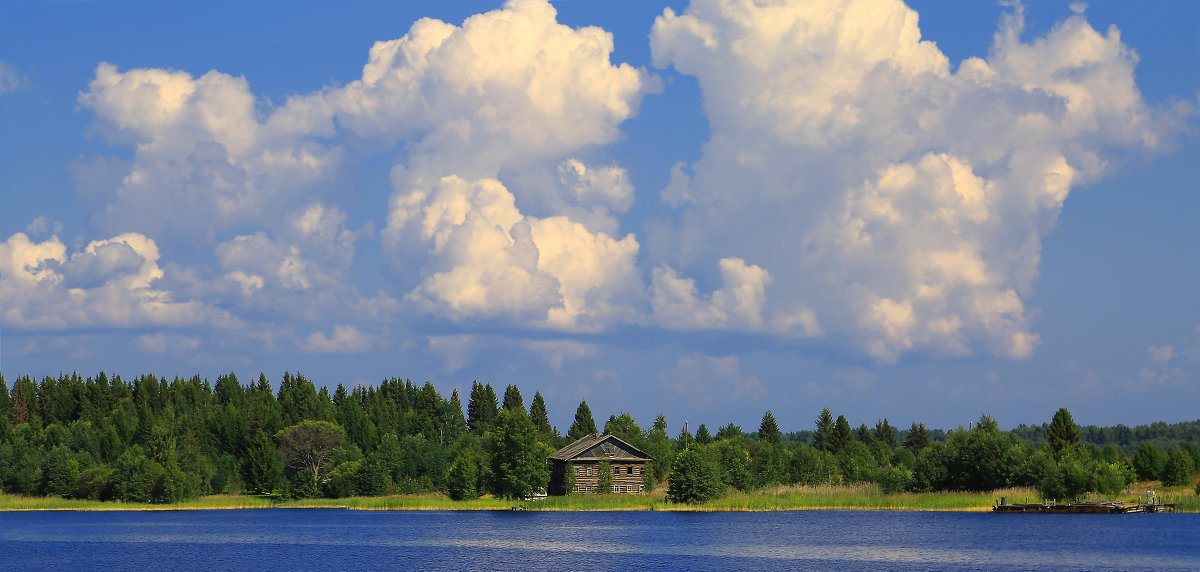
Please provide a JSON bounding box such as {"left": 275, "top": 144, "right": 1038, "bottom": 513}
{"left": 813, "top": 408, "right": 835, "bottom": 453}
{"left": 716, "top": 423, "right": 742, "bottom": 441}
{"left": 1132, "top": 444, "right": 1166, "bottom": 481}
{"left": 502, "top": 385, "right": 525, "bottom": 415}
{"left": 873, "top": 419, "right": 897, "bottom": 449}
{"left": 446, "top": 453, "right": 479, "bottom": 500}
{"left": 276, "top": 420, "right": 345, "bottom": 492}
{"left": 604, "top": 412, "right": 647, "bottom": 451}
{"left": 1163, "top": 448, "right": 1194, "bottom": 487}
{"left": 714, "top": 439, "right": 752, "bottom": 491}
{"left": 528, "top": 392, "right": 552, "bottom": 436}
{"left": 758, "top": 411, "right": 781, "bottom": 444}
{"left": 667, "top": 446, "right": 722, "bottom": 504}
{"left": 832, "top": 415, "right": 853, "bottom": 455}
{"left": 694, "top": 424, "right": 713, "bottom": 445}
{"left": 1047, "top": 408, "right": 1082, "bottom": 453}
{"left": 466, "top": 382, "right": 498, "bottom": 435}
{"left": 596, "top": 459, "right": 613, "bottom": 494}
{"left": 242, "top": 431, "right": 281, "bottom": 494}
{"left": 567, "top": 400, "right": 598, "bottom": 441}
{"left": 489, "top": 409, "right": 550, "bottom": 500}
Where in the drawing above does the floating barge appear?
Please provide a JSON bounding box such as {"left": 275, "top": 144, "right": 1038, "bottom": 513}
{"left": 992, "top": 497, "right": 1175, "bottom": 514}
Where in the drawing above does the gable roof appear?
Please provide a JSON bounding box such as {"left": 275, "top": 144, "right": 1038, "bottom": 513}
{"left": 549, "top": 433, "right": 654, "bottom": 462}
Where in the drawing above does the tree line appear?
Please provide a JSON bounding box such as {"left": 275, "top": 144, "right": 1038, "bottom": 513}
{"left": 0, "top": 372, "right": 1196, "bottom": 504}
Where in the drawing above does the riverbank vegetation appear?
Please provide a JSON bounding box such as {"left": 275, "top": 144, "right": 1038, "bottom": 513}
{"left": 1, "top": 372, "right": 1197, "bottom": 511}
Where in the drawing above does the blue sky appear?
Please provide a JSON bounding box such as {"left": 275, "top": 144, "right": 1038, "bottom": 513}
{"left": 1, "top": 0, "right": 1197, "bottom": 434}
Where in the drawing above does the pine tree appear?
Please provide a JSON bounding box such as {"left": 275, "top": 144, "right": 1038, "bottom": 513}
{"left": 813, "top": 408, "right": 835, "bottom": 452}
{"left": 1046, "top": 408, "right": 1081, "bottom": 453}
{"left": 758, "top": 411, "right": 781, "bottom": 444}
{"left": 695, "top": 423, "right": 713, "bottom": 445}
{"left": 566, "top": 400, "right": 597, "bottom": 441}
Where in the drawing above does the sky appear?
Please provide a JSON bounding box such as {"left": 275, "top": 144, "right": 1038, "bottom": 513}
{"left": 1, "top": 0, "right": 1197, "bottom": 434}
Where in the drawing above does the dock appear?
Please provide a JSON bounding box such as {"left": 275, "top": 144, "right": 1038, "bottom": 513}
{"left": 992, "top": 498, "right": 1175, "bottom": 514}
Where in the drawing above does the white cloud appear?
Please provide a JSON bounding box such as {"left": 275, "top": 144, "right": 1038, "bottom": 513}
{"left": 78, "top": 63, "right": 341, "bottom": 242}
{"left": 650, "top": 257, "right": 820, "bottom": 335}
{"left": 0, "top": 230, "right": 237, "bottom": 331}
{"left": 658, "top": 353, "right": 766, "bottom": 404}
{"left": 302, "top": 325, "right": 373, "bottom": 354}
{"left": 522, "top": 339, "right": 599, "bottom": 373}
{"left": 1148, "top": 345, "right": 1175, "bottom": 365}
{"left": 136, "top": 332, "right": 201, "bottom": 355}
{"left": 648, "top": 0, "right": 1186, "bottom": 363}
{"left": 393, "top": 175, "right": 642, "bottom": 330}
{"left": 326, "top": 1, "right": 651, "bottom": 175}
{"left": 0, "top": 61, "right": 23, "bottom": 96}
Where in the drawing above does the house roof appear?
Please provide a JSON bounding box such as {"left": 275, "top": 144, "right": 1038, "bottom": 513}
{"left": 548, "top": 433, "right": 654, "bottom": 462}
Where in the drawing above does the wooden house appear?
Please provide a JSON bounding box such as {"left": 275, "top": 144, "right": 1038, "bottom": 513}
{"left": 548, "top": 433, "right": 654, "bottom": 495}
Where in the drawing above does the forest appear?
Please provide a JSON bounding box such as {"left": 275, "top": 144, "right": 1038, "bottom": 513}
{"left": 1, "top": 371, "right": 1198, "bottom": 505}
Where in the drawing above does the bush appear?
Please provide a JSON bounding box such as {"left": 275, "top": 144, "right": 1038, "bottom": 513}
{"left": 1163, "top": 449, "right": 1194, "bottom": 487}
{"left": 667, "top": 446, "right": 722, "bottom": 504}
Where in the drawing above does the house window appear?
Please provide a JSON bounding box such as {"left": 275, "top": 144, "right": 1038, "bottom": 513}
{"left": 626, "top": 466, "right": 633, "bottom": 475}
{"left": 613, "top": 466, "right": 620, "bottom": 476}
{"left": 587, "top": 466, "right": 594, "bottom": 476}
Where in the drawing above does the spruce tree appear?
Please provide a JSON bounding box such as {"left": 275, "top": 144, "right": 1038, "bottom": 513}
{"left": 758, "top": 410, "right": 781, "bottom": 444}
{"left": 833, "top": 415, "right": 853, "bottom": 454}
{"left": 502, "top": 384, "right": 525, "bottom": 415}
{"left": 567, "top": 400, "right": 597, "bottom": 441}
{"left": 529, "top": 392, "right": 552, "bottom": 435}
{"left": 873, "top": 419, "right": 897, "bottom": 449}
{"left": 716, "top": 423, "right": 742, "bottom": 441}
{"left": 904, "top": 421, "right": 929, "bottom": 452}
{"left": 813, "top": 408, "right": 835, "bottom": 452}
{"left": 1046, "top": 408, "right": 1081, "bottom": 453}
{"left": 443, "top": 389, "right": 468, "bottom": 444}
{"left": 466, "top": 382, "right": 498, "bottom": 435}
{"left": 695, "top": 423, "right": 713, "bottom": 445}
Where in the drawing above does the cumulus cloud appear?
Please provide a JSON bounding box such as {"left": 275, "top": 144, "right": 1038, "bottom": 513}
{"left": 658, "top": 353, "right": 767, "bottom": 404}
{"left": 324, "top": 0, "right": 651, "bottom": 175}
{"left": 0, "top": 230, "right": 237, "bottom": 331}
{"left": 78, "top": 62, "right": 341, "bottom": 242}
{"left": 648, "top": 0, "right": 1186, "bottom": 362}
{"left": 393, "top": 174, "right": 642, "bottom": 330}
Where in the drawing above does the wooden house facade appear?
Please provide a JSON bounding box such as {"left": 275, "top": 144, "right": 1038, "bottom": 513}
{"left": 548, "top": 434, "right": 653, "bottom": 495}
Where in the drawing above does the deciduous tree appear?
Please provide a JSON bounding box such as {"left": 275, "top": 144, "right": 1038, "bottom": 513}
{"left": 276, "top": 420, "right": 345, "bottom": 492}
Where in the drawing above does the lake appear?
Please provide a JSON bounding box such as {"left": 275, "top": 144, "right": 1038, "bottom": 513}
{"left": 3, "top": 509, "right": 1198, "bottom": 570}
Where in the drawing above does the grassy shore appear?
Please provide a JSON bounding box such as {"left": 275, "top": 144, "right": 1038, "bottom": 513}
{"left": 3, "top": 483, "right": 1195, "bottom": 512}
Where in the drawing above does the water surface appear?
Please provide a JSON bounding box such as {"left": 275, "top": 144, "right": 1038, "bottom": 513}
{"left": 3, "top": 509, "right": 1198, "bottom": 570}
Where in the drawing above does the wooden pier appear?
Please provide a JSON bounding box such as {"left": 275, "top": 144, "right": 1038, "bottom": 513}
{"left": 992, "top": 498, "right": 1175, "bottom": 514}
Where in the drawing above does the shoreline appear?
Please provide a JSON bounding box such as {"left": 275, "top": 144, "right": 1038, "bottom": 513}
{"left": 5, "top": 486, "right": 1193, "bottom": 513}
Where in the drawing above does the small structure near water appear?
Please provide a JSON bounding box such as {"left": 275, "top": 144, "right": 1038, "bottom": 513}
{"left": 548, "top": 433, "right": 653, "bottom": 495}
{"left": 993, "top": 492, "right": 1175, "bottom": 514}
